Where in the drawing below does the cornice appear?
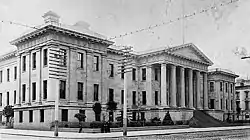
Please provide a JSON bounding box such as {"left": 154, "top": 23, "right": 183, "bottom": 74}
{"left": 10, "top": 24, "right": 114, "bottom": 46}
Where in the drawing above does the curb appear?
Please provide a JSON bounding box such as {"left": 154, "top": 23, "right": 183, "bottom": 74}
{"left": 1, "top": 126, "right": 250, "bottom": 139}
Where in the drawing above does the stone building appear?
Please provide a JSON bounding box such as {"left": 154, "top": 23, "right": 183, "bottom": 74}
{"left": 207, "top": 68, "right": 239, "bottom": 120}
{"left": 0, "top": 11, "right": 238, "bottom": 130}
{"left": 0, "top": 51, "right": 18, "bottom": 122}
{"left": 235, "top": 78, "right": 250, "bottom": 119}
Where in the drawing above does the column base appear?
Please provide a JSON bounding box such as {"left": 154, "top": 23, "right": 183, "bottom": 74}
{"left": 203, "top": 107, "right": 209, "bottom": 110}
{"left": 170, "top": 105, "right": 177, "bottom": 108}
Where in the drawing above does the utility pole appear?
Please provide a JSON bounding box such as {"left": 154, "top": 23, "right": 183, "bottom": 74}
{"left": 182, "top": 0, "right": 186, "bottom": 44}
{"left": 118, "top": 46, "right": 133, "bottom": 137}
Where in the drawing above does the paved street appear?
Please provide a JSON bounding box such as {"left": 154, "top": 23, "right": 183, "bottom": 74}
{"left": 1, "top": 128, "right": 250, "bottom": 140}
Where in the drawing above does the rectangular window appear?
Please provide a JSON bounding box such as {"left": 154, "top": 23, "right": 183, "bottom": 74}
{"left": 29, "top": 110, "right": 33, "bottom": 123}
{"left": 43, "top": 49, "right": 48, "bottom": 66}
{"left": 40, "top": 109, "right": 44, "bottom": 122}
{"left": 155, "top": 91, "right": 158, "bottom": 105}
{"left": 32, "top": 52, "right": 36, "bottom": 69}
{"left": 22, "top": 84, "right": 26, "bottom": 102}
{"left": 220, "top": 82, "right": 223, "bottom": 92}
{"left": 210, "top": 99, "right": 215, "bottom": 109}
{"left": 231, "top": 100, "right": 233, "bottom": 110}
{"left": 94, "top": 84, "right": 99, "bottom": 101}
{"left": 59, "top": 49, "right": 67, "bottom": 66}
{"left": 121, "top": 66, "right": 124, "bottom": 79}
{"left": 14, "top": 66, "right": 17, "bottom": 80}
{"left": 132, "top": 91, "right": 136, "bottom": 105}
{"left": 155, "top": 68, "right": 158, "bottom": 81}
{"left": 14, "top": 90, "right": 16, "bottom": 104}
{"left": 109, "top": 64, "right": 114, "bottom": 77}
{"left": 94, "top": 56, "right": 99, "bottom": 71}
{"left": 142, "top": 91, "right": 146, "bottom": 105}
{"left": 109, "top": 88, "right": 114, "bottom": 101}
{"left": 77, "top": 82, "right": 83, "bottom": 100}
{"left": 209, "top": 82, "right": 214, "bottom": 92}
{"left": 32, "top": 82, "right": 36, "bottom": 101}
{"left": 7, "top": 68, "right": 10, "bottom": 82}
{"left": 43, "top": 80, "right": 47, "bottom": 99}
{"left": 226, "top": 99, "right": 228, "bottom": 110}
{"left": 19, "top": 111, "right": 23, "bottom": 123}
{"left": 77, "top": 52, "right": 84, "bottom": 68}
{"left": 62, "top": 109, "right": 68, "bottom": 122}
{"left": 0, "top": 70, "right": 2, "bottom": 83}
{"left": 245, "top": 91, "right": 249, "bottom": 98}
{"left": 245, "top": 101, "right": 249, "bottom": 110}
{"left": 121, "top": 90, "right": 124, "bottom": 104}
{"left": 23, "top": 56, "right": 26, "bottom": 72}
{"left": 225, "top": 83, "right": 228, "bottom": 93}
{"left": 0, "top": 93, "right": 2, "bottom": 106}
{"left": 132, "top": 68, "right": 136, "bottom": 81}
{"left": 6, "top": 92, "right": 9, "bottom": 105}
{"left": 60, "top": 80, "right": 66, "bottom": 99}
{"left": 221, "top": 99, "right": 222, "bottom": 110}
{"left": 142, "top": 68, "right": 146, "bottom": 81}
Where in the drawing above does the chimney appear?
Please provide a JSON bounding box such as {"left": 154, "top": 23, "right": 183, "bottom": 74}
{"left": 42, "top": 11, "right": 60, "bottom": 25}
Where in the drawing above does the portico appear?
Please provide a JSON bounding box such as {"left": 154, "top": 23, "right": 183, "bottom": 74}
{"left": 137, "top": 43, "right": 213, "bottom": 111}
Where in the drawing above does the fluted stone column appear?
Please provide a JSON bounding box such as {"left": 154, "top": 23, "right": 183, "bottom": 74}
{"left": 232, "top": 83, "right": 236, "bottom": 112}
{"left": 203, "top": 73, "right": 208, "bottom": 110}
{"left": 170, "top": 65, "right": 177, "bottom": 108}
{"left": 196, "top": 71, "right": 201, "bottom": 109}
{"left": 188, "top": 69, "right": 194, "bottom": 109}
{"left": 17, "top": 55, "right": 21, "bottom": 106}
{"left": 180, "top": 67, "right": 185, "bottom": 108}
{"left": 146, "top": 65, "right": 152, "bottom": 106}
{"left": 161, "top": 63, "right": 167, "bottom": 106}
{"left": 228, "top": 83, "right": 232, "bottom": 111}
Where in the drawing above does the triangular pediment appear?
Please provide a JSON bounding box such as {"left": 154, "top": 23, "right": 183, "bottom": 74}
{"left": 170, "top": 43, "right": 213, "bottom": 65}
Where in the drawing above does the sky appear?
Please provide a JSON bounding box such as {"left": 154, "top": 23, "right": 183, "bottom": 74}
{"left": 0, "top": 0, "right": 250, "bottom": 78}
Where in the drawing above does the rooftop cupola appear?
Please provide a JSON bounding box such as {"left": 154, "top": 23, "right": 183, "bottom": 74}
{"left": 42, "top": 11, "right": 60, "bottom": 25}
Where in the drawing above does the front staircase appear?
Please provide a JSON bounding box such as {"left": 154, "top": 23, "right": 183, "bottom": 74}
{"left": 189, "top": 110, "right": 229, "bottom": 128}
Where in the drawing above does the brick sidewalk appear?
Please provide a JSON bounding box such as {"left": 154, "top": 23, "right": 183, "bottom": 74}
{"left": 1, "top": 125, "right": 250, "bottom": 139}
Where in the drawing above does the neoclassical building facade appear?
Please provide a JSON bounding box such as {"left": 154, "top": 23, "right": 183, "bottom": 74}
{"left": 0, "top": 11, "right": 238, "bottom": 130}
{"left": 207, "top": 68, "right": 239, "bottom": 120}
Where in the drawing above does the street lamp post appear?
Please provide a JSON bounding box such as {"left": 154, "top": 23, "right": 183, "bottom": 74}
{"left": 123, "top": 64, "right": 128, "bottom": 136}
{"left": 54, "top": 80, "right": 59, "bottom": 136}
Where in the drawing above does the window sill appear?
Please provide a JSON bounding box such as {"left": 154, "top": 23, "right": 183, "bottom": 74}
{"left": 43, "top": 65, "right": 48, "bottom": 68}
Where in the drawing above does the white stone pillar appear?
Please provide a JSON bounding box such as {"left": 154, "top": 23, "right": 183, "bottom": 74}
{"left": 161, "top": 63, "right": 167, "bottom": 106}
{"left": 146, "top": 65, "right": 152, "bottom": 106}
{"left": 203, "top": 73, "right": 208, "bottom": 110}
{"left": 17, "top": 55, "right": 21, "bottom": 106}
{"left": 170, "top": 65, "right": 177, "bottom": 108}
{"left": 228, "top": 83, "right": 232, "bottom": 111}
{"left": 196, "top": 71, "right": 201, "bottom": 109}
{"left": 38, "top": 48, "right": 42, "bottom": 104}
{"left": 188, "top": 69, "right": 193, "bottom": 109}
{"left": 232, "top": 83, "right": 236, "bottom": 112}
{"left": 180, "top": 67, "right": 185, "bottom": 108}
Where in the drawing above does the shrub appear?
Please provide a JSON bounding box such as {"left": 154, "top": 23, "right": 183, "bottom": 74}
{"left": 128, "top": 121, "right": 142, "bottom": 127}
{"left": 74, "top": 113, "right": 86, "bottom": 122}
{"left": 2, "top": 105, "right": 14, "bottom": 123}
{"left": 162, "top": 111, "right": 174, "bottom": 125}
{"left": 50, "top": 121, "right": 91, "bottom": 128}
{"left": 110, "top": 122, "right": 120, "bottom": 128}
{"left": 175, "top": 120, "right": 183, "bottom": 125}
{"left": 90, "top": 121, "right": 103, "bottom": 128}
